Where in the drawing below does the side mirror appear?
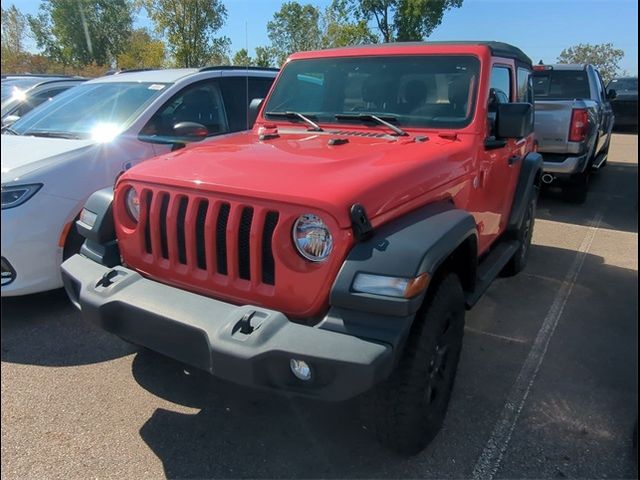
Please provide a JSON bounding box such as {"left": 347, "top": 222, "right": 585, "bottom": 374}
{"left": 607, "top": 89, "right": 617, "bottom": 100}
{"left": 172, "top": 121, "right": 208, "bottom": 142}
{"left": 496, "top": 103, "right": 533, "bottom": 139}
{"left": 2, "top": 115, "right": 20, "bottom": 127}
{"left": 248, "top": 98, "right": 264, "bottom": 128}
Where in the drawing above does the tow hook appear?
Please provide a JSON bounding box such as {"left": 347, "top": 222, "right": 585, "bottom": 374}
{"left": 95, "top": 269, "right": 119, "bottom": 288}
{"left": 234, "top": 311, "right": 257, "bottom": 335}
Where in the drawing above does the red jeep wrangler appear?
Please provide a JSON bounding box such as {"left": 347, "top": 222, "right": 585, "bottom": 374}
{"left": 62, "top": 42, "right": 542, "bottom": 454}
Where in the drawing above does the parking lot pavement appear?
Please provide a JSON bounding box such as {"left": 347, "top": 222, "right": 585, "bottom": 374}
{"left": 1, "top": 133, "right": 637, "bottom": 480}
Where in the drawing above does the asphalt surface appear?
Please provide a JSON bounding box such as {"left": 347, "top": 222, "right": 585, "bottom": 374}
{"left": 2, "top": 133, "right": 638, "bottom": 480}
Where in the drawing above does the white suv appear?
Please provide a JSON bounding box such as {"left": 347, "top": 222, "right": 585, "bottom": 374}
{"left": 1, "top": 67, "right": 277, "bottom": 296}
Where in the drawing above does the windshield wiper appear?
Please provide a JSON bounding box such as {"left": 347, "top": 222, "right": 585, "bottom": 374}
{"left": 335, "top": 113, "right": 408, "bottom": 137}
{"left": 264, "top": 111, "right": 323, "bottom": 132}
{"left": 1, "top": 126, "right": 19, "bottom": 135}
{"left": 22, "top": 130, "right": 83, "bottom": 139}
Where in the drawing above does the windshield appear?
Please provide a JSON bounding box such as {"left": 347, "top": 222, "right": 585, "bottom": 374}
{"left": 263, "top": 55, "right": 480, "bottom": 129}
{"left": 532, "top": 70, "right": 590, "bottom": 100}
{"left": 9, "top": 81, "right": 169, "bottom": 139}
{"left": 607, "top": 77, "right": 638, "bottom": 92}
{"left": 1, "top": 78, "right": 46, "bottom": 102}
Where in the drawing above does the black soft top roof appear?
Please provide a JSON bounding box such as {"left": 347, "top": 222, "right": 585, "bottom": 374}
{"left": 358, "top": 41, "right": 532, "bottom": 67}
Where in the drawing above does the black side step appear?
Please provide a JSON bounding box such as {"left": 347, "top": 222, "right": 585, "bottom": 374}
{"left": 592, "top": 152, "right": 608, "bottom": 170}
{"left": 465, "top": 239, "right": 519, "bottom": 309}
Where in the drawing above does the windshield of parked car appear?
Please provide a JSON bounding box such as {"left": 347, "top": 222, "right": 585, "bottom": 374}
{"left": 1, "top": 78, "right": 48, "bottom": 102}
{"left": 532, "top": 70, "right": 590, "bottom": 99}
{"left": 607, "top": 77, "right": 638, "bottom": 92}
{"left": 263, "top": 55, "right": 480, "bottom": 129}
{"left": 8, "top": 82, "right": 169, "bottom": 139}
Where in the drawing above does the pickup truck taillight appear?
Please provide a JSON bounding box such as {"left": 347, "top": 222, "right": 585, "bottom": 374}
{"left": 568, "top": 108, "right": 589, "bottom": 142}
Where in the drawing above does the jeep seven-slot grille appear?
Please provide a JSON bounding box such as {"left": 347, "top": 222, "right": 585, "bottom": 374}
{"left": 141, "top": 189, "right": 279, "bottom": 286}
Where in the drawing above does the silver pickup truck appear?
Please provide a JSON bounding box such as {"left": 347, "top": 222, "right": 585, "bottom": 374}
{"left": 532, "top": 64, "right": 615, "bottom": 203}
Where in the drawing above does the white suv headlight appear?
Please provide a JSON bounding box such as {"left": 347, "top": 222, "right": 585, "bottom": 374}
{"left": 293, "top": 213, "right": 333, "bottom": 262}
{"left": 1, "top": 184, "right": 42, "bottom": 209}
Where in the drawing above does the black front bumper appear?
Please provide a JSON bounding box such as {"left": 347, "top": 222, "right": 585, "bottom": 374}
{"left": 61, "top": 254, "right": 394, "bottom": 401}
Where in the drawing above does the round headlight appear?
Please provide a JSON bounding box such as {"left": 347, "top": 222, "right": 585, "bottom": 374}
{"left": 293, "top": 214, "right": 333, "bottom": 262}
{"left": 125, "top": 187, "right": 140, "bottom": 222}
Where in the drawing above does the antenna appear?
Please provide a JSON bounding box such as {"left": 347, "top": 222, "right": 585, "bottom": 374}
{"left": 245, "top": 20, "right": 250, "bottom": 130}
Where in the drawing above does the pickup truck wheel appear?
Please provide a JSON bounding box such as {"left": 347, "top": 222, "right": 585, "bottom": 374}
{"left": 362, "top": 274, "right": 465, "bottom": 455}
{"left": 502, "top": 188, "right": 537, "bottom": 277}
{"left": 563, "top": 171, "right": 589, "bottom": 204}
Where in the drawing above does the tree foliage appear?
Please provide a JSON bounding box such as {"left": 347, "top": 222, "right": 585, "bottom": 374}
{"left": 356, "top": 0, "right": 463, "bottom": 42}
{"left": 266, "top": 1, "right": 377, "bottom": 66}
{"left": 117, "top": 28, "right": 166, "bottom": 69}
{"left": 232, "top": 48, "right": 253, "bottom": 66}
{"left": 254, "top": 46, "right": 277, "bottom": 68}
{"left": 142, "top": 0, "right": 228, "bottom": 67}
{"left": 1, "top": 5, "right": 29, "bottom": 55}
{"left": 27, "top": 0, "right": 133, "bottom": 67}
{"left": 322, "top": 0, "right": 377, "bottom": 48}
{"left": 267, "top": 2, "right": 323, "bottom": 66}
{"left": 557, "top": 43, "right": 624, "bottom": 84}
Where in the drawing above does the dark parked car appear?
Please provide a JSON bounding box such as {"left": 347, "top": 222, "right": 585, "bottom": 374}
{"left": 607, "top": 77, "right": 638, "bottom": 129}
{"left": 1, "top": 77, "right": 86, "bottom": 126}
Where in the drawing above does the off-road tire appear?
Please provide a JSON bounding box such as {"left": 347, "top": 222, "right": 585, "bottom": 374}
{"left": 562, "top": 171, "right": 589, "bottom": 204}
{"left": 502, "top": 187, "right": 538, "bottom": 277}
{"left": 362, "top": 274, "right": 465, "bottom": 455}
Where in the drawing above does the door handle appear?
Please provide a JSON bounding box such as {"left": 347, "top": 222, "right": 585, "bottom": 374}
{"left": 508, "top": 155, "right": 521, "bottom": 166}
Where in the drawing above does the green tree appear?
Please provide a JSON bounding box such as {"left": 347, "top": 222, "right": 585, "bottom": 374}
{"left": 117, "top": 28, "right": 166, "bottom": 69}
{"left": 267, "top": 2, "right": 323, "bottom": 66}
{"left": 1, "top": 5, "right": 29, "bottom": 55}
{"left": 557, "top": 43, "right": 624, "bottom": 84}
{"left": 27, "top": 0, "right": 133, "bottom": 67}
{"left": 254, "top": 46, "right": 277, "bottom": 68}
{"left": 142, "top": 0, "right": 227, "bottom": 67}
{"left": 232, "top": 48, "right": 254, "bottom": 66}
{"left": 356, "top": 0, "right": 463, "bottom": 42}
{"left": 322, "top": 0, "right": 377, "bottom": 48}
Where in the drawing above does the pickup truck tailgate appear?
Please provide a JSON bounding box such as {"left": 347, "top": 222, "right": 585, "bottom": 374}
{"left": 534, "top": 100, "right": 575, "bottom": 153}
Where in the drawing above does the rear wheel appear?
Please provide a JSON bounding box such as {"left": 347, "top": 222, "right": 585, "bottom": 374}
{"left": 362, "top": 274, "right": 465, "bottom": 455}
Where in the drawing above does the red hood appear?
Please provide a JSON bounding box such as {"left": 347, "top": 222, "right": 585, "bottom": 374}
{"left": 121, "top": 128, "right": 475, "bottom": 229}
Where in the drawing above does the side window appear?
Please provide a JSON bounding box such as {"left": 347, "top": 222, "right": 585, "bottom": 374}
{"left": 594, "top": 70, "right": 607, "bottom": 101}
{"left": 488, "top": 66, "right": 512, "bottom": 137}
{"left": 517, "top": 67, "right": 532, "bottom": 102}
{"left": 219, "top": 76, "right": 276, "bottom": 131}
{"left": 490, "top": 66, "right": 512, "bottom": 102}
{"left": 141, "top": 80, "right": 228, "bottom": 138}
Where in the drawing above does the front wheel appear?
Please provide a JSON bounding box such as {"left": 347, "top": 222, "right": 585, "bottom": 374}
{"left": 362, "top": 274, "right": 465, "bottom": 455}
{"left": 502, "top": 187, "right": 538, "bottom": 277}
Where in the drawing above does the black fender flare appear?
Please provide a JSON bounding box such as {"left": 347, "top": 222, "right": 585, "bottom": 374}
{"left": 75, "top": 187, "right": 120, "bottom": 266}
{"left": 507, "top": 152, "right": 542, "bottom": 232}
{"left": 329, "top": 200, "right": 477, "bottom": 318}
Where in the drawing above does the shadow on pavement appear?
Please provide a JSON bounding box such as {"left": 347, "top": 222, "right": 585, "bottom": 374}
{"left": 131, "top": 241, "right": 637, "bottom": 479}
{"left": 133, "top": 349, "right": 401, "bottom": 479}
{"left": 537, "top": 161, "right": 638, "bottom": 233}
{"left": 1, "top": 288, "right": 135, "bottom": 366}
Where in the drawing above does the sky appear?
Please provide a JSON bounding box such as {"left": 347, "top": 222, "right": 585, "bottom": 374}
{"left": 3, "top": 0, "right": 638, "bottom": 74}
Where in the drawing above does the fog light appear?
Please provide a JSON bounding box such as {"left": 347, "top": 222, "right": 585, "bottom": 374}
{"left": 1, "top": 257, "right": 16, "bottom": 286}
{"left": 290, "top": 359, "right": 312, "bottom": 381}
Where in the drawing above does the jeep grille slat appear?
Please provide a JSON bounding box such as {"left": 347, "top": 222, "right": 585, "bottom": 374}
{"left": 136, "top": 188, "right": 279, "bottom": 289}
